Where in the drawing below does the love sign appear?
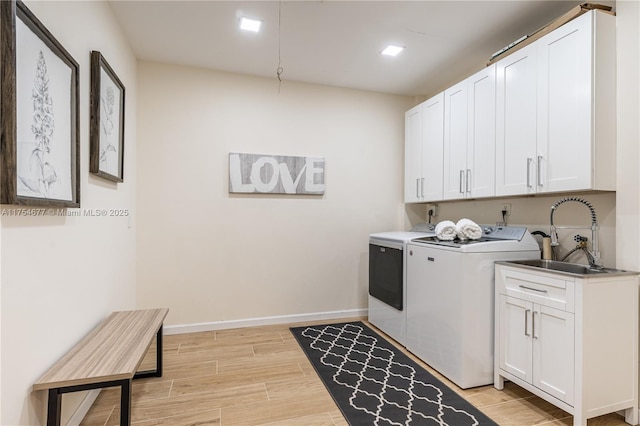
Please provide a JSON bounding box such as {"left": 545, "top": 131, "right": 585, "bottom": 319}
{"left": 228, "top": 153, "right": 325, "bottom": 195}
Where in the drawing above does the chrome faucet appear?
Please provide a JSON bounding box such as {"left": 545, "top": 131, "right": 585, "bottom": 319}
{"left": 549, "top": 197, "right": 602, "bottom": 269}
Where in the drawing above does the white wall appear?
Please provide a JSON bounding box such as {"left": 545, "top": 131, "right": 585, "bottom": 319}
{"left": 0, "top": 1, "right": 137, "bottom": 424}
{"left": 136, "top": 62, "right": 412, "bottom": 327}
{"left": 615, "top": 0, "right": 640, "bottom": 271}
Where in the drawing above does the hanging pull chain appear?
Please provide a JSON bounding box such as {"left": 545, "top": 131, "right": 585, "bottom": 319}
{"left": 276, "top": 0, "right": 284, "bottom": 91}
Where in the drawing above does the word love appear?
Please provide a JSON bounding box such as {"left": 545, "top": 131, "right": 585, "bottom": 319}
{"left": 229, "top": 153, "right": 325, "bottom": 195}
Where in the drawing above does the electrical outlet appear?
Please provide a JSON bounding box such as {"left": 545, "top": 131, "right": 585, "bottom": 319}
{"left": 501, "top": 203, "right": 512, "bottom": 216}
{"left": 427, "top": 204, "right": 438, "bottom": 218}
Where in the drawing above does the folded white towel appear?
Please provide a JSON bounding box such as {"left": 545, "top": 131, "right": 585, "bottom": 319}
{"left": 456, "top": 218, "right": 483, "bottom": 240}
{"left": 435, "top": 220, "right": 458, "bottom": 241}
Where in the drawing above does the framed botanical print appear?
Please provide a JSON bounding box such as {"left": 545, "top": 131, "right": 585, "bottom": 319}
{"left": 0, "top": 0, "right": 80, "bottom": 207}
{"left": 89, "top": 50, "right": 125, "bottom": 182}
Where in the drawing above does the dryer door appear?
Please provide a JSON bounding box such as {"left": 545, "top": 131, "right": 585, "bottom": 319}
{"left": 369, "top": 243, "right": 403, "bottom": 310}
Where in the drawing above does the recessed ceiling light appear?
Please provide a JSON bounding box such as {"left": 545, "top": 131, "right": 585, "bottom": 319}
{"left": 381, "top": 45, "right": 405, "bottom": 57}
{"left": 240, "top": 17, "right": 262, "bottom": 33}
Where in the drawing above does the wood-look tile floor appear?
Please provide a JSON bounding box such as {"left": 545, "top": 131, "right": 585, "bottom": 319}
{"left": 81, "top": 317, "right": 630, "bottom": 426}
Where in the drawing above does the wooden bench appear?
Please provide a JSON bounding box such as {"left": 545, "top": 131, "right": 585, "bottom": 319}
{"left": 33, "top": 308, "right": 169, "bottom": 426}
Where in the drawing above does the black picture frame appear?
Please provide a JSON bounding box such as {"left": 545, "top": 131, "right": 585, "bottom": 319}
{"left": 0, "top": 0, "right": 80, "bottom": 207}
{"left": 89, "top": 50, "right": 125, "bottom": 183}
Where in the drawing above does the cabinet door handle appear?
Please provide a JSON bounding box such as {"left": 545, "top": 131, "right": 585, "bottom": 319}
{"left": 416, "top": 178, "right": 420, "bottom": 198}
{"left": 466, "top": 169, "right": 471, "bottom": 194}
{"left": 519, "top": 285, "right": 548, "bottom": 294}
{"left": 537, "top": 155, "right": 543, "bottom": 187}
{"left": 459, "top": 170, "right": 465, "bottom": 193}
{"left": 526, "top": 158, "right": 533, "bottom": 188}
{"left": 421, "top": 178, "right": 425, "bottom": 198}
{"left": 524, "top": 309, "right": 531, "bottom": 336}
{"left": 532, "top": 311, "right": 539, "bottom": 339}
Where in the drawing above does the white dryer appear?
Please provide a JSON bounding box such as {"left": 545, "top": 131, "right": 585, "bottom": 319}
{"left": 406, "top": 226, "right": 540, "bottom": 389}
{"left": 368, "top": 223, "right": 436, "bottom": 346}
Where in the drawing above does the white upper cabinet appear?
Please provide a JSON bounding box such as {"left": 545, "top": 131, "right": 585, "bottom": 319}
{"left": 406, "top": 10, "right": 615, "bottom": 203}
{"left": 536, "top": 11, "right": 616, "bottom": 193}
{"left": 404, "top": 104, "right": 424, "bottom": 203}
{"left": 466, "top": 65, "right": 496, "bottom": 198}
{"left": 496, "top": 10, "right": 615, "bottom": 196}
{"left": 495, "top": 43, "right": 538, "bottom": 196}
{"left": 443, "top": 65, "right": 496, "bottom": 200}
{"left": 404, "top": 93, "right": 444, "bottom": 203}
{"left": 443, "top": 80, "right": 468, "bottom": 199}
{"left": 421, "top": 93, "right": 445, "bottom": 201}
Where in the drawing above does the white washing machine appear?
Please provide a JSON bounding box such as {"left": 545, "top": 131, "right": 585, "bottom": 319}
{"left": 368, "top": 223, "right": 436, "bottom": 346}
{"left": 406, "top": 226, "right": 540, "bottom": 389}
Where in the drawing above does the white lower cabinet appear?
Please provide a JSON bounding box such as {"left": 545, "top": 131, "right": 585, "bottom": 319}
{"left": 495, "top": 264, "right": 639, "bottom": 426}
{"left": 499, "top": 295, "right": 574, "bottom": 403}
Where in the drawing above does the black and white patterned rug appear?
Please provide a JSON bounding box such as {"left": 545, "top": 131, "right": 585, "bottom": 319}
{"left": 290, "top": 321, "right": 498, "bottom": 426}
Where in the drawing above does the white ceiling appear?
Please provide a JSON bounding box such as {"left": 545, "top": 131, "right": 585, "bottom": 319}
{"left": 108, "top": 1, "right": 613, "bottom": 97}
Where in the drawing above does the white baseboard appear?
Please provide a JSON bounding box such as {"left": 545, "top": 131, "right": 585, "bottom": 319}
{"left": 66, "top": 389, "right": 101, "bottom": 426}
{"left": 163, "top": 308, "right": 368, "bottom": 335}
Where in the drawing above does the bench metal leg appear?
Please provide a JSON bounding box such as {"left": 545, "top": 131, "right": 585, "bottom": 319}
{"left": 134, "top": 324, "right": 164, "bottom": 379}
{"left": 45, "top": 379, "right": 132, "bottom": 426}
{"left": 120, "top": 379, "right": 132, "bottom": 426}
{"left": 47, "top": 389, "right": 62, "bottom": 426}
{"left": 156, "top": 325, "right": 163, "bottom": 377}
